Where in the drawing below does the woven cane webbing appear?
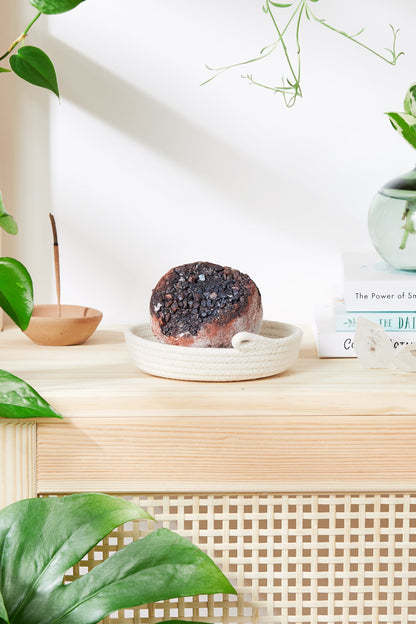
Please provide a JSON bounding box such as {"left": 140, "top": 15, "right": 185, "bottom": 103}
{"left": 57, "top": 493, "right": 416, "bottom": 624}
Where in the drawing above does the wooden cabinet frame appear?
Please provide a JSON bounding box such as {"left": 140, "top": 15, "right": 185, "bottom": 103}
{"left": 1, "top": 326, "right": 415, "bottom": 623}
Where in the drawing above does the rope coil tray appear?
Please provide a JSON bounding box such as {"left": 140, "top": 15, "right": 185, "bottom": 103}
{"left": 125, "top": 320, "right": 302, "bottom": 381}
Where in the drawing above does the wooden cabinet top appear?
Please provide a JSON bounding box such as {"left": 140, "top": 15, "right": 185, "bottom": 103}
{"left": 2, "top": 326, "right": 415, "bottom": 493}
{"left": 0, "top": 325, "right": 413, "bottom": 419}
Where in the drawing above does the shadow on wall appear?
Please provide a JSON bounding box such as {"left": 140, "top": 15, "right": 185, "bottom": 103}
{"left": 46, "top": 37, "right": 332, "bottom": 245}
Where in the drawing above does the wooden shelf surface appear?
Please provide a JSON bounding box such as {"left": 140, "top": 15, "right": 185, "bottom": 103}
{"left": 0, "top": 326, "right": 413, "bottom": 418}
{"left": 0, "top": 326, "right": 415, "bottom": 494}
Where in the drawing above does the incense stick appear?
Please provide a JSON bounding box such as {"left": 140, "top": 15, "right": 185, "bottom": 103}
{"left": 49, "top": 213, "right": 61, "bottom": 318}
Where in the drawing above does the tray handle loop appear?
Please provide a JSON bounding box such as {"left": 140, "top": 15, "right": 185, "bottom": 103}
{"left": 231, "top": 331, "right": 271, "bottom": 352}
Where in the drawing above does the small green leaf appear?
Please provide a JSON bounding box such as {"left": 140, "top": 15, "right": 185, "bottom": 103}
{"left": 0, "top": 192, "right": 18, "bottom": 235}
{"left": 404, "top": 83, "right": 416, "bottom": 117}
{"left": 30, "top": 0, "right": 85, "bottom": 14}
{"left": 386, "top": 111, "right": 416, "bottom": 150}
{"left": 0, "top": 257, "right": 33, "bottom": 330}
{"left": 0, "top": 68, "right": 11, "bottom": 74}
{"left": 10, "top": 46, "right": 59, "bottom": 97}
{"left": 0, "top": 370, "right": 62, "bottom": 419}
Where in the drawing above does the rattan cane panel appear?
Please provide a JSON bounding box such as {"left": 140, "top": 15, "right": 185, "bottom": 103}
{"left": 54, "top": 493, "right": 416, "bottom": 624}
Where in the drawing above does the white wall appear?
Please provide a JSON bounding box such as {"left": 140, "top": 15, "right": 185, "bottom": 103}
{"left": 1, "top": 2, "right": 52, "bottom": 303}
{"left": 3, "top": 0, "right": 416, "bottom": 326}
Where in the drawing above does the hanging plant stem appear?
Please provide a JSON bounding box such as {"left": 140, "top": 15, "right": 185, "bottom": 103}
{"left": 203, "top": 0, "right": 404, "bottom": 107}
{"left": 307, "top": 7, "right": 403, "bottom": 67}
{"left": 202, "top": 1, "right": 303, "bottom": 91}
{"left": 0, "top": 11, "right": 42, "bottom": 62}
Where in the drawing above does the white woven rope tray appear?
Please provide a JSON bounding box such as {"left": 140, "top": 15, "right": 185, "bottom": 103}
{"left": 125, "top": 320, "right": 302, "bottom": 381}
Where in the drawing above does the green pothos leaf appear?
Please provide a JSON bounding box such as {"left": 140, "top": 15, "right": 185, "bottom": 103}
{"left": 10, "top": 46, "right": 59, "bottom": 97}
{"left": 386, "top": 111, "right": 416, "bottom": 150}
{"left": 0, "top": 68, "right": 11, "bottom": 74}
{"left": 404, "top": 83, "right": 416, "bottom": 117}
{"left": 0, "top": 192, "right": 18, "bottom": 235}
{"left": 30, "top": 0, "right": 86, "bottom": 14}
{"left": 0, "top": 257, "right": 33, "bottom": 330}
{"left": 0, "top": 370, "right": 62, "bottom": 419}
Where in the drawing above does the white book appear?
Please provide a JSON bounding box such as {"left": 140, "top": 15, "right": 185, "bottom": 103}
{"left": 334, "top": 298, "right": 416, "bottom": 331}
{"left": 343, "top": 252, "right": 416, "bottom": 311}
{"left": 313, "top": 302, "right": 416, "bottom": 358}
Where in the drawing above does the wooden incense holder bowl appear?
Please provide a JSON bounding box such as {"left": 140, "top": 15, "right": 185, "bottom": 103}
{"left": 24, "top": 304, "right": 103, "bottom": 346}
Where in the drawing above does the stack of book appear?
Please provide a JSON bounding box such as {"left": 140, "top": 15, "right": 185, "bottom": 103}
{"left": 314, "top": 252, "right": 416, "bottom": 357}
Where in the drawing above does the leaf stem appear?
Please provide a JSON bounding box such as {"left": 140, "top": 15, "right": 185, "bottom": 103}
{"left": 306, "top": 5, "right": 403, "bottom": 66}
{"left": 400, "top": 202, "right": 416, "bottom": 250}
{"left": 203, "top": 0, "right": 404, "bottom": 104}
{"left": 400, "top": 227, "right": 410, "bottom": 250}
{"left": 0, "top": 11, "right": 42, "bottom": 62}
{"left": 284, "top": 1, "right": 304, "bottom": 106}
{"left": 244, "top": 74, "right": 296, "bottom": 93}
{"left": 201, "top": 1, "right": 303, "bottom": 87}
{"left": 265, "top": 0, "right": 298, "bottom": 89}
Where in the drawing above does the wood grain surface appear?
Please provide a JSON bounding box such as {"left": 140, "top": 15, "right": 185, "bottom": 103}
{"left": 0, "top": 422, "right": 36, "bottom": 507}
{"left": 36, "top": 414, "right": 416, "bottom": 493}
{"left": 0, "top": 326, "right": 414, "bottom": 494}
{"left": 0, "top": 326, "right": 413, "bottom": 418}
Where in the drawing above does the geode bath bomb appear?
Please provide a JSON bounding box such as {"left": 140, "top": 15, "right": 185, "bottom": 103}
{"left": 150, "top": 261, "right": 263, "bottom": 348}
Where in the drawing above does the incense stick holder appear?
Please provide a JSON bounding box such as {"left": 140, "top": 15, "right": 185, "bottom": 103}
{"left": 24, "top": 304, "right": 103, "bottom": 346}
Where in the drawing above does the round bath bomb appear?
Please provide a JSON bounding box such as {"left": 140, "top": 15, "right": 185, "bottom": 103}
{"left": 150, "top": 261, "right": 263, "bottom": 348}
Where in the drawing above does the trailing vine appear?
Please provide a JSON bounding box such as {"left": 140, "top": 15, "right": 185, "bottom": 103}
{"left": 203, "top": 0, "right": 404, "bottom": 107}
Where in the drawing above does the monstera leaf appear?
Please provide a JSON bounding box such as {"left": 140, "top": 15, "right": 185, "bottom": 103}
{"left": 0, "top": 494, "right": 236, "bottom": 624}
